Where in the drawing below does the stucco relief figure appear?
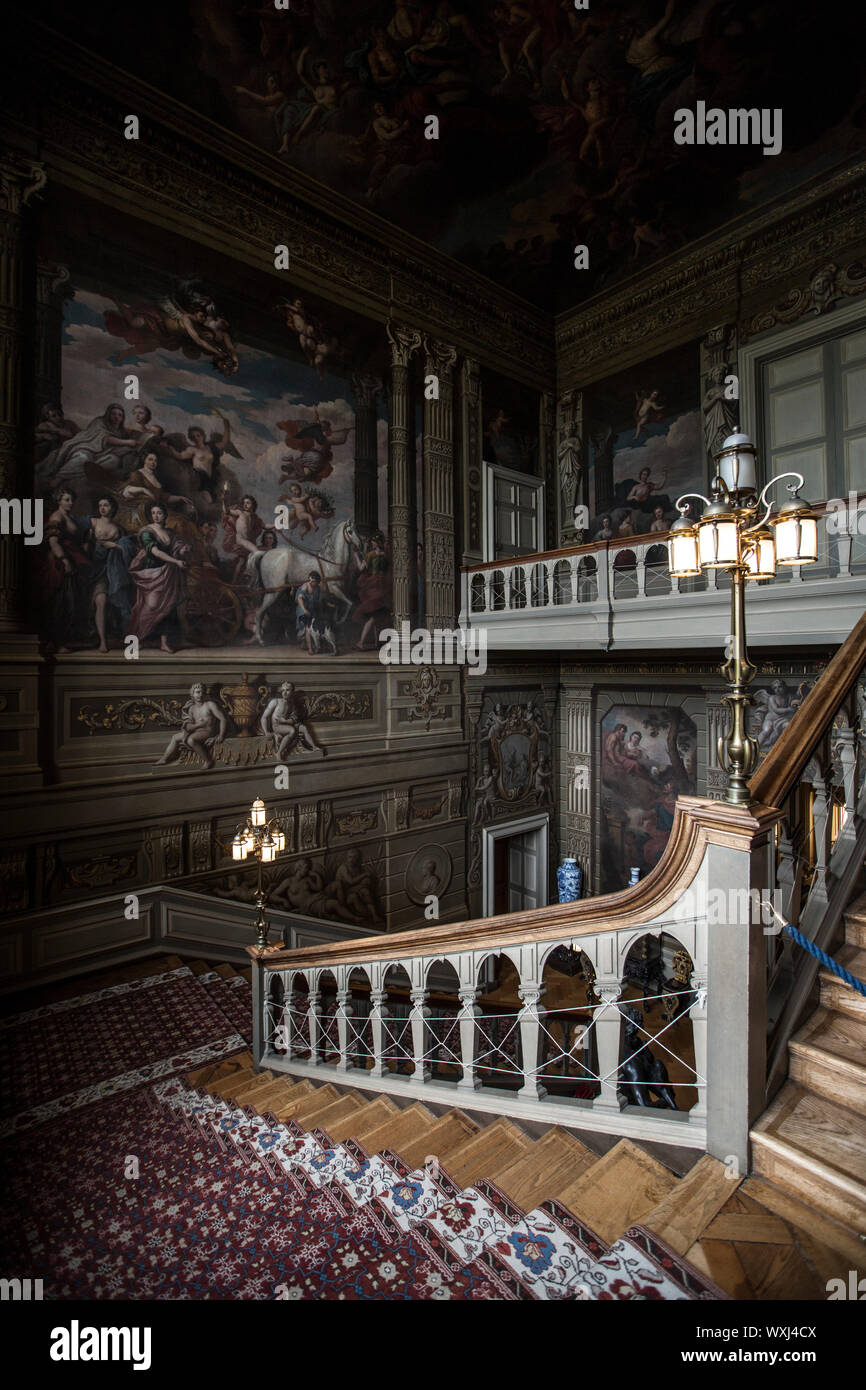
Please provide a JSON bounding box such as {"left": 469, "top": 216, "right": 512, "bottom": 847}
{"left": 558, "top": 424, "right": 582, "bottom": 521}
{"left": 260, "top": 681, "right": 325, "bottom": 758}
{"left": 472, "top": 763, "right": 496, "bottom": 826}
{"left": 406, "top": 844, "right": 452, "bottom": 905}
{"left": 533, "top": 753, "right": 553, "bottom": 806}
{"left": 155, "top": 682, "right": 227, "bottom": 768}
{"left": 270, "top": 858, "right": 344, "bottom": 919}
{"left": 701, "top": 363, "right": 738, "bottom": 462}
{"left": 332, "top": 848, "right": 382, "bottom": 923}
{"left": 750, "top": 680, "right": 803, "bottom": 754}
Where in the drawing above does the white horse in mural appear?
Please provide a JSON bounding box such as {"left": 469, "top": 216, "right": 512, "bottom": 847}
{"left": 251, "top": 518, "right": 364, "bottom": 645}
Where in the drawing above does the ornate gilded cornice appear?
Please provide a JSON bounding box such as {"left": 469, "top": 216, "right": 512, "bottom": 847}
{"left": 4, "top": 17, "right": 554, "bottom": 390}
{"left": 556, "top": 158, "right": 866, "bottom": 389}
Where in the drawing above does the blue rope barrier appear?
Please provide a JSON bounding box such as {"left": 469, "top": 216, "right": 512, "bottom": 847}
{"left": 783, "top": 923, "right": 866, "bottom": 997}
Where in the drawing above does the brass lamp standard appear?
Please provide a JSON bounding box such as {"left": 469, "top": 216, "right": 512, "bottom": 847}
{"left": 231, "top": 797, "right": 287, "bottom": 948}
{"left": 668, "top": 432, "right": 818, "bottom": 808}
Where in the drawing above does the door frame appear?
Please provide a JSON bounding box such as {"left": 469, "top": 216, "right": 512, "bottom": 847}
{"left": 481, "top": 812, "right": 550, "bottom": 917}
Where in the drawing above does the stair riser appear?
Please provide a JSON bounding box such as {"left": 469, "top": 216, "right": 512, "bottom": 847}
{"left": 751, "top": 1138, "right": 866, "bottom": 1231}
{"left": 820, "top": 977, "right": 866, "bottom": 1020}
{"left": 789, "top": 1049, "right": 866, "bottom": 1113}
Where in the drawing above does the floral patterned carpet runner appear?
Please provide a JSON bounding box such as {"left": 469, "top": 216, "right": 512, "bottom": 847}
{"left": 0, "top": 965, "right": 723, "bottom": 1301}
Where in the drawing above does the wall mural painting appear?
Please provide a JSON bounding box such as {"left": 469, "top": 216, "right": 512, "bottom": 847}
{"left": 482, "top": 369, "right": 538, "bottom": 475}
{"left": 586, "top": 340, "right": 701, "bottom": 541}
{"left": 34, "top": 279, "right": 392, "bottom": 656}
{"left": 32, "top": 1, "right": 866, "bottom": 309}
{"left": 600, "top": 703, "right": 697, "bottom": 893}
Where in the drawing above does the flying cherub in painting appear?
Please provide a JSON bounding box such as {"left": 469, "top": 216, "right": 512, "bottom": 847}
{"left": 103, "top": 279, "right": 239, "bottom": 376}
{"left": 276, "top": 408, "right": 354, "bottom": 484}
{"left": 290, "top": 46, "right": 352, "bottom": 145}
{"left": 277, "top": 482, "right": 335, "bottom": 537}
{"left": 633, "top": 388, "right": 665, "bottom": 441}
{"left": 276, "top": 297, "right": 341, "bottom": 376}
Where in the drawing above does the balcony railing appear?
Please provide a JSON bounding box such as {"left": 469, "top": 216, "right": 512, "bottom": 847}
{"left": 249, "top": 614, "right": 866, "bottom": 1168}
{"left": 459, "top": 504, "right": 866, "bottom": 651}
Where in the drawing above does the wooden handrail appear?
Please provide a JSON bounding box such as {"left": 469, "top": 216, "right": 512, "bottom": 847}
{"left": 461, "top": 532, "right": 669, "bottom": 573}
{"left": 749, "top": 607, "right": 866, "bottom": 808}
{"left": 250, "top": 797, "right": 779, "bottom": 971}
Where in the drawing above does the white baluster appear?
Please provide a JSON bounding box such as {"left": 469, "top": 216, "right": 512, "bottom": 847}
{"left": 569, "top": 555, "right": 580, "bottom": 604}
{"left": 409, "top": 988, "right": 431, "bottom": 1084}
{"left": 457, "top": 986, "right": 482, "bottom": 1091}
{"left": 307, "top": 990, "right": 322, "bottom": 1067}
{"left": 503, "top": 566, "right": 513, "bottom": 609}
{"left": 483, "top": 572, "right": 493, "bottom": 613}
{"left": 834, "top": 721, "right": 858, "bottom": 843}
{"left": 369, "top": 989, "right": 389, "bottom": 1078}
{"left": 635, "top": 547, "right": 647, "bottom": 597}
{"left": 591, "top": 976, "right": 624, "bottom": 1114}
{"left": 335, "top": 988, "right": 354, "bottom": 1073}
{"left": 517, "top": 982, "right": 548, "bottom": 1100}
{"left": 545, "top": 559, "right": 556, "bottom": 608}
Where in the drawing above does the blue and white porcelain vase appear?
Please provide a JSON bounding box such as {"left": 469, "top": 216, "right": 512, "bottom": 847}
{"left": 628, "top": 867, "right": 641, "bottom": 887}
{"left": 557, "top": 857, "right": 582, "bottom": 904}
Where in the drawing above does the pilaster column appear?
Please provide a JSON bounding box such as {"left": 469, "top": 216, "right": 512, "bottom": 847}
{"left": 35, "top": 261, "right": 72, "bottom": 419}
{"left": 0, "top": 155, "right": 46, "bottom": 632}
{"left": 409, "top": 987, "right": 431, "bottom": 1084}
{"left": 539, "top": 390, "right": 556, "bottom": 549}
{"left": 689, "top": 976, "right": 708, "bottom": 1122}
{"left": 387, "top": 322, "right": 422, "bottom": 627}
{"left": 459, "top": 357, "right": 482, "bottom": 564}
{"left": 457, "top": 986, "right": 482, "bottom": 1091}
{"left": 423, "top": 337, "right": 458, "bottom": 629}
{"left": 564, "top": 686, "right": 592, "bottom": 885}
{"left": 335, "top": 988, "right": 354, "bottom": 1073}
{"left": 351, "top": 371, "right": 381, "bottom": 534}
{"left": 517, "top": 981, "right": 548, "bottom": 1100}
{"left": 700, "top": 324, "right": 739, "bottom": 480}
{"left": 591, "top": 977, "right": 625, "bottom": 1114}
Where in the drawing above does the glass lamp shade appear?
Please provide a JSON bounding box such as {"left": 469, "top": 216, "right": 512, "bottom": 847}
{"left": 231, "top": 834, "right": 245, "bottom": 861}
{"left": 260, "top": 835, "right": 276, "bottom": 863}
{"left": 697, "top": 503, "right": 739, "bottom": 568}
{"left": 771, "top": 499, "right": 818, "bottom": 565}
{"left": 743, "top": 528, "right": 776, "bottom": 580}
{"left": 243, "top": 828, "right": 255, "bottom": 853}
{"left": 668, "top": 519, "right": 700, "bottom": 577}
{"left": 714, "top": 432, "right": 757, "bottom": 495}
{"left": 251, "top": 797, "right": 266, "bottom": 827}
{"left": 273, "top": 828, "right": 286, "bottom": 853}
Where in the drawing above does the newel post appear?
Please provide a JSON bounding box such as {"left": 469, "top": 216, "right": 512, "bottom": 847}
{"left": 700, "top": 798, "right": 783, "bottom": 1174}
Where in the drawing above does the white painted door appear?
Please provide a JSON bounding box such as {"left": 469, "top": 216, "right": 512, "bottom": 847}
{"left": 507, "top": 831, "right": 541, "bottom": 911}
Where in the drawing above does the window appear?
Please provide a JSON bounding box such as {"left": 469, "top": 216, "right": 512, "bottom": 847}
{"left": 749, "top": 311, "right": 866, "bottom": 503}
{"left": 483, "top": 461, "right": 545, "bottom": 560}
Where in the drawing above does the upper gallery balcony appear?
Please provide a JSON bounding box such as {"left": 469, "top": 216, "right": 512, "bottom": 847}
{"left": 459, "top": 504, "right": 866, "bottom": 654}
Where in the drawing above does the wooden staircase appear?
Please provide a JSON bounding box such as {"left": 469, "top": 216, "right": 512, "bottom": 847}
{"left": 751, "top": 889, "right": 866, "bottom": 1234}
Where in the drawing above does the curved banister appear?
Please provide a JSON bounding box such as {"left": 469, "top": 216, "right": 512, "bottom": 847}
{"left": 749, "top": 608, "right": 866, "bottom": 809}
{"left": 251, "top": 796, "right": 778, "bottom": 971}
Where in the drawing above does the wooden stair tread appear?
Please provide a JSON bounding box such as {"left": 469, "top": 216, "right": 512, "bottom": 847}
{"left": 214, "top": 964, "right": 238, "bottom": 979}
{"left": 187, "top": 1053, "right": 252, "bottom": 1088}
{"left": 442, "top": 1119, "right": 531, "bottom": 1188}
{"left": 740, "top": 1177, "right": 866, "bottom": 1275}
{"left": 751, "top": 1082, "right": 866, "bottom": 1185}
{"left": 328, "top": 1097, "right": 399, "bottom": 1144}
{"left": 553, "top": 1138, "right": 678, "bottom": 1245}
{"left": 300, "top": 1092, "right": 366, "bottom": 1131}
{"left": 819, "top": 945, "right": 866, "bottom": 1015}
{"left": 206, "top": 1066, "right": 261, "bottom": 1096}
{"left": 492, "top": 1128, "right": 596, "bottom": 1214}
{"left": 271, "top": 1080, "right": 318, "bottom": 1117}
{"left": 641, "top": 1154, "right": 741, "bottom": 1256}
{"left": 231, "top": 1072, "right": 281, "bottom": 1103}
{"left": 359, "top": 1103, "right": 437, "bottom": 1155}
{"left": 791, "top": 1008, "right": 866, "bottom": 1074}
{"left": 240, "top": 1078, "right": 302, "bottom": 1112}
{"left": 399, "top": 1111, "right": 479, "bottom": 1171}
{"left": 185, "top": 959, "right": 210, "bottom": 975}
{"left": 280, "top": 1084, "right": 341, "bottom": 1123}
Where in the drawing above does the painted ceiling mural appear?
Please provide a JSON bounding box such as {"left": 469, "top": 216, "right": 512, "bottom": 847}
{"left": 33, "top": 275, "right": 391, "bottom": 655}
{"left": 26, "top": 0, "right": 866, "bottom": 309}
